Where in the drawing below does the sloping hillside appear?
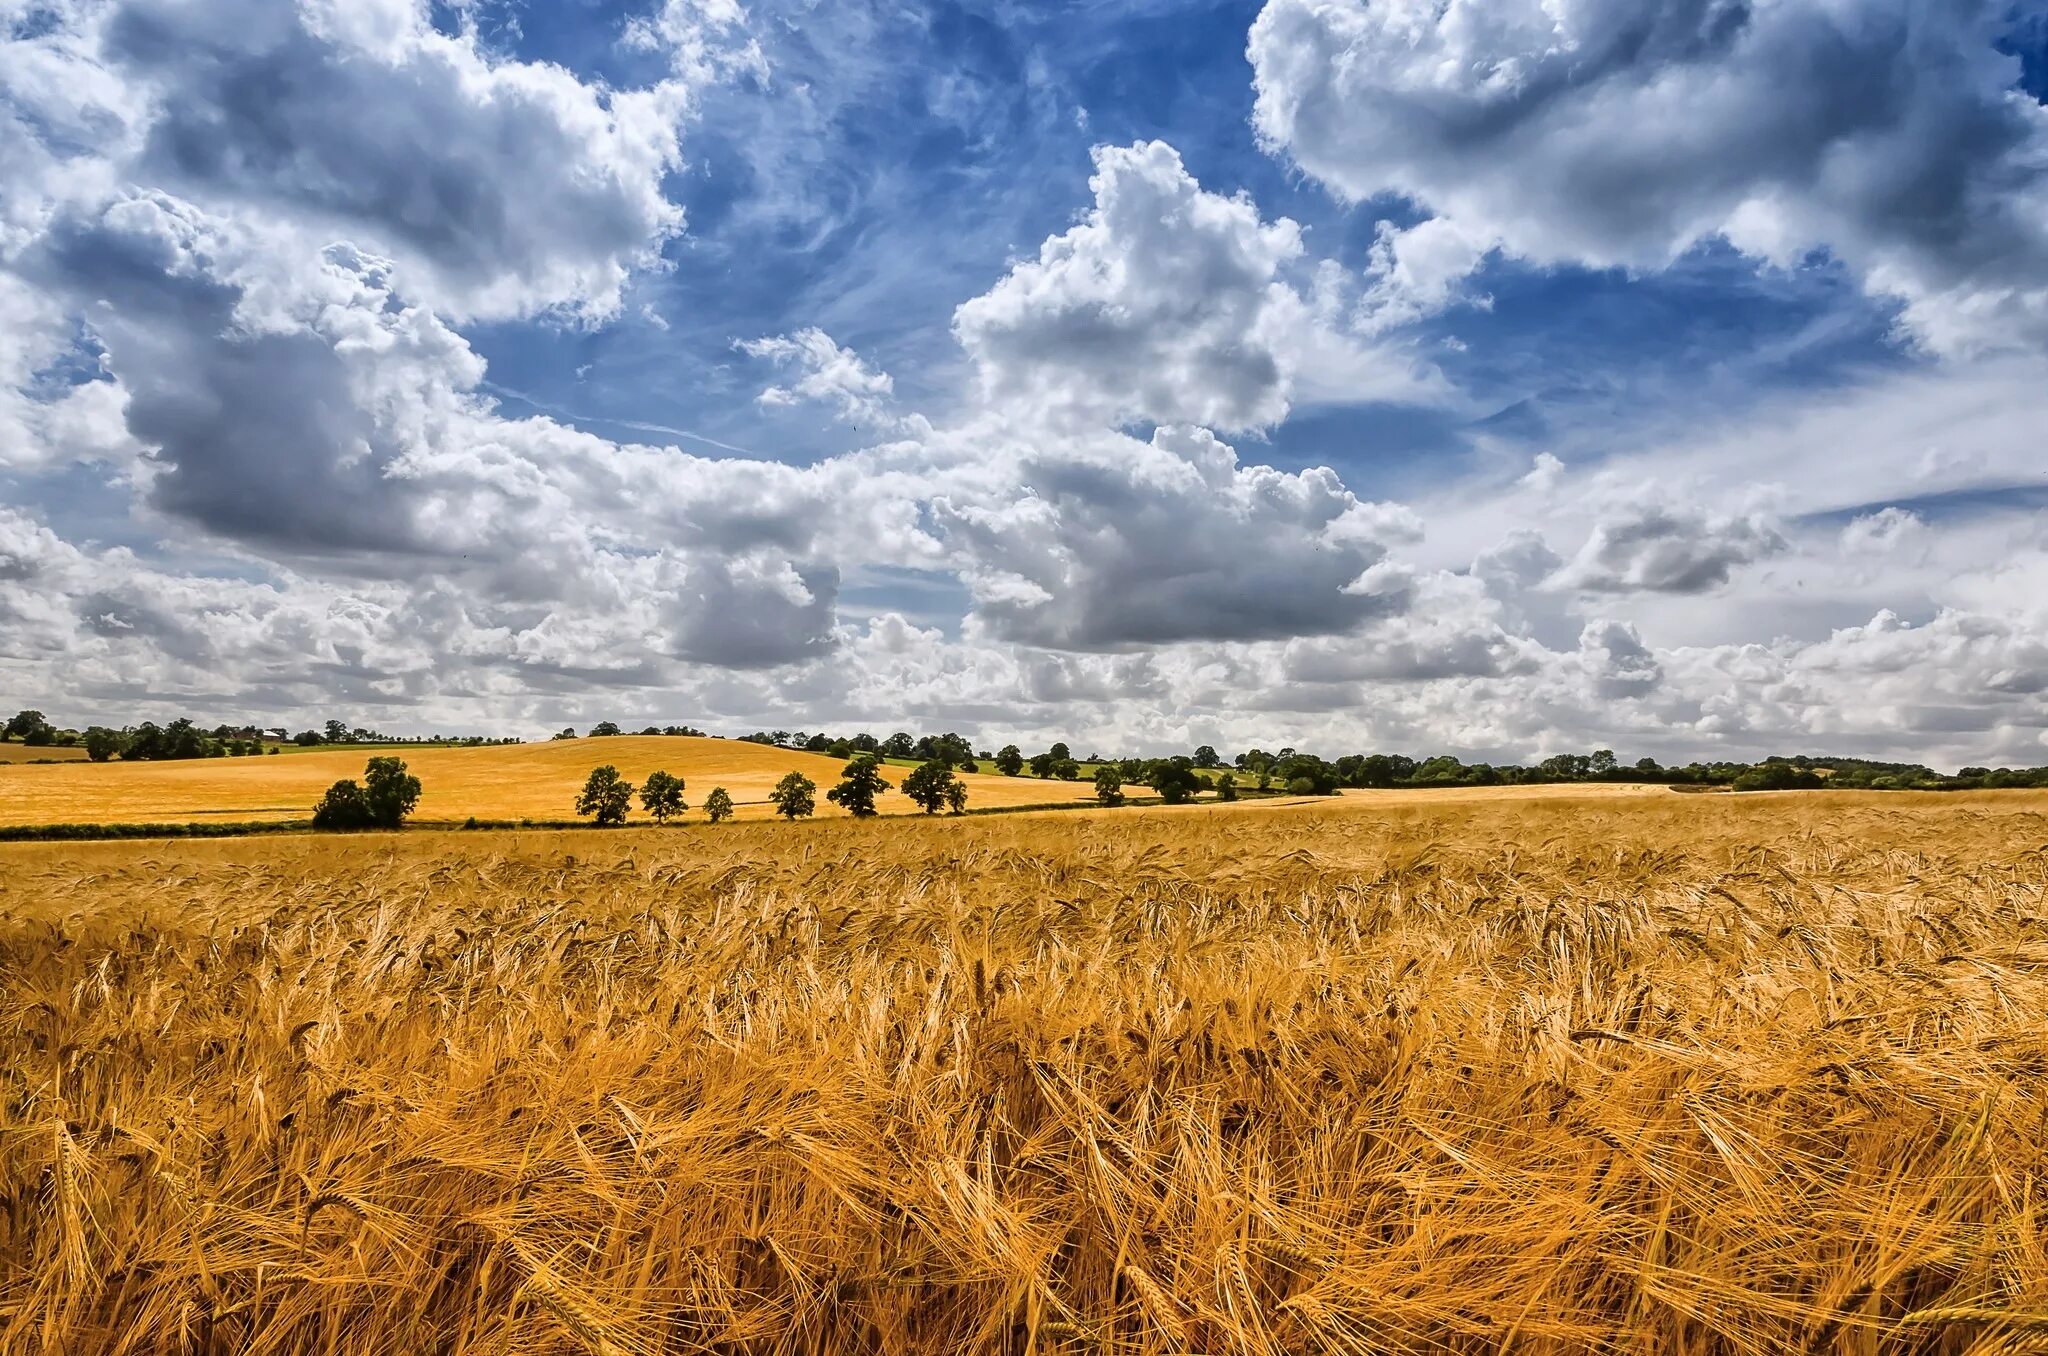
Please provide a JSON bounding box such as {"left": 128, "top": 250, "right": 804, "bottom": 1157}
{"left": 0, "top": 736, "right": 1098, "bottom": 827}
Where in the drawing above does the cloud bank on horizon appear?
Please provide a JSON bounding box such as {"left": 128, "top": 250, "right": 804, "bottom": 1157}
{"left": 3, "top": 0, "right": 2047, "bottom": 766}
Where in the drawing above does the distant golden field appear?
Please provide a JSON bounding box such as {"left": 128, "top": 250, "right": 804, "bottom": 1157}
{"left": 0, "top": 735, "right": 1104, "bottom": 827}
{"left": 0, "top": 743, "right": 88, "bottom": 764}
{"left": 3, "top": 791, "right": 2046, "bottom": 1353}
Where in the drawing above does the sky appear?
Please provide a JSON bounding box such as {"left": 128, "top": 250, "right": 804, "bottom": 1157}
{"left": 3, "top": 0, "right": 2048, "bottom": 766}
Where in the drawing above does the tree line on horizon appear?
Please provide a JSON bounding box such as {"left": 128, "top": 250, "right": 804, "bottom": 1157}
{"left": 12, "top": 707, "right": 2048, "bottom": 792}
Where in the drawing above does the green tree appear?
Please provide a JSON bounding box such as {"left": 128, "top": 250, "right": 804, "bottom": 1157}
{"left": 576, "top": 765, "right": 635, "bottom": 826}
{"left": 311, "top": 779, "right": 375, "bottom": 830}
{"left": 591, "top": 721, "right": 622, "bottom": 737}
{"left": 1054, "top": 758, "right": 1081, "bottom": 780}
{"left": 1192, "top": 744, "right": 1220, "bottom": 768}
{"left": 1, "top": 709, "right": 45, "bottom": 742}
{"left": 1149, "top": 762, "right": 1203, "bottom": 805}
{"left": 82, "top": 727, "right": 122, "bottom": 762}
{"left": 994, "top": 744, "right": 1024, "bottom": 776}
{"left": 901, "top": 758, "right": 959, "bottom": 814}
{"left": 827, "top": 753, "right": 890, "bottom": 817}
{"left": 323, "top": 719, "right": 349, "bottom": 743}
{"left": 769, "top": 771, "right": 817, "bottom": 820}
{"left": 641, "top": 769, "right": 687, "bottom": 823}
{"left": 1215, "top": 772, "right": 1239, "bottom": 802}
{"left": 704, "top": 786, "right": 735, "bottom": 823}
{"left": 1049, "top": 741, "right": 1071, "bottom": 762}
{"left": 363, "top": 757, "right": 421, "bottom": 827}
{"left": 944, "top": 780, "right": 969, "bottom": 815}
{"left": 1093, "top": 765, "right": 1125, "bottom": 806}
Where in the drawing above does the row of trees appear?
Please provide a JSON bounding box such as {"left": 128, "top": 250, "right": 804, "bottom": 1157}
{"left": 574, "top": 767, "right": 736, "bottom": 826}
{"left": 5, "top": 710, "right": 518, "bottom": 760}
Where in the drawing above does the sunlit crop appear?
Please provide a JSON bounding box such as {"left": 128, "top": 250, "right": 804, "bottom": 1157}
{"left": 3, "top": 792, "right": 2045, "bottom": 1353}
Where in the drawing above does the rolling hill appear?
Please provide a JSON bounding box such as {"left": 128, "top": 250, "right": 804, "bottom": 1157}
{"left": 0, "top": 736, "right": 1101, "bottom": 828}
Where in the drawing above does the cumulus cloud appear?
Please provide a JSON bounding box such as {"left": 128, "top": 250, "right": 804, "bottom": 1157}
{"left": 933, "top": 424, "right": 1415, "bottom": 649}
{"left": 954, "top": 139, "right": 1433, "bottom": 431}
{"left": 1249, "top": 0, "right": 2048, "bottom": 351}
{"left": 60, "top": 0, "right": 694, "bottom": 322}
{"left": 1841, "top": 506, "right": 1928, "bottom": 555}
{"left": 1550, "top": 500, "right": 1785, "bottom": 594}
{"left": 737, "top": 328, "right": 905, "bottom": 429}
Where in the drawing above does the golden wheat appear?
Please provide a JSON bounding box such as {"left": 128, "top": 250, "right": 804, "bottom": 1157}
{"left": 0, "top": 735, "right": 1110, "bottom": 827}
{"left": 2, "top": 792, "right": 2045, "bottom": 1353}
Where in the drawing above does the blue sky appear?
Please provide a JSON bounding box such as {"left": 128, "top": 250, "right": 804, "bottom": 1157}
{"left": 4, "top": 0, "right": 2048, "bottom": 764}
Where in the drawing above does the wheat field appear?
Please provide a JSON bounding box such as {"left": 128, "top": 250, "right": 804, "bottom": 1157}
{"left": 3, "top": 792, "right": 2046, "bottom": 1353}
{"left": 0, "top": 736, "right": 1103, "bottom": 828}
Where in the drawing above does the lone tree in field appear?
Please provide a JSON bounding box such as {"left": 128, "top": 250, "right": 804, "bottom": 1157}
{"left": 641, "top": 770, "right": 687, "bottom": 823}
{"left": 312, "top": 756, "right": 422, "bottom": 830}
{"left": 363, "top": 757, "right": 422, "bottom": 826}
{"left": 704, "top": 786, "right": 735, "bottom": 823}
{"left": 1215, "top": 771, "right": 1239, "bottom": 802}
{"left": 1150, "top": 761, "right": 1204, "bottom": 805}
{"left": 83, "top": 726, "right": 122, "bottom": 762}
{"left": 945, "top": 780, "right": 968, "bottom": 815}
{"left": 576, "top": 765, "right": 635, "bottom": 826}
{"left": 769, "top": 771, "right": 817, "bottom": 819}
{"left": 994, "top": 744, "right": 1023, "bottom": 776}
{"left": 901, "top": 758, "right": 960, "bottom": 814}
{"left": 312, "top": 779, "right": 375, "bottom": 829}
{"left": 827, "top": 753, "right": 890, "bottom": 817}
{"left": 1094, "top": 765, "right": 1125, "bottom": 806}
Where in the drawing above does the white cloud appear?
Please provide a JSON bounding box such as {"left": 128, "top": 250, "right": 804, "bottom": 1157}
{"left": 1841, "top": 506, "right": 1928, "bottom": 556}
{"left": 736, "top": 328, "right": 908, "bottom": 429}
{"left": 953, "top": 139, "right": 1436, "bottom": 431}
{"left": 1249, "top": 0, "right": 2048, "bottom": 352}
{"left": 1550, "top": 498, "right": 1786, "bottom": 595}
{"left": 932, "top": 423, "right": 1416, "bottom": 648}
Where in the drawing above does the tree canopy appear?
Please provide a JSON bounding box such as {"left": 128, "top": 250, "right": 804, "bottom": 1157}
{"left": 769, "top": 772, "right": 817, "bottom": 820}
{"left": 575, "top": 765, "right": 635, "bottom": 826}
{"left": 827, "top": 754, "right": 890, "bottom": 818}
{"left": 641, "top": 770, "right": 687, "bottom": 823}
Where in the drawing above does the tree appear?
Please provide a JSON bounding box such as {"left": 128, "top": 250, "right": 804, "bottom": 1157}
{"left": 1054, "top": 758, "right": 1081, "bottom": 780}
{"left": 1150, "top": 762, "right": 1203, "bottom": 805}
{"left": 901, "top": 759, "right": 960, "bottom": 814}
{"left": 82, "top": 727, "right": 122, "bottom": 762}
{"left": 1049, "top": 742, "right": 1071, "bottom": 762}
{"left": 1094, "top": 765, "right": 1125, "bottom": 806}
{"left": 1192, "top": 744, "right": 1220, "bottom": 769}
{"left": 553, "top": 727, "right": 578, "bottom": 740}
{"left": 1028, "top": 751, "right": 1057, "bottom": 778}
{"left": 576, "top": 765, "right": 635, "bottom": 826}
{"left": 769, "top": 771, "right": 817, "bottom": 820}
{"left": 995, "top": 744, "right": 1024, "bottom": 776}
{"left": 591, "top": 721, "right": 622, "bottom": 737}
{"left": 827, "top": 754, "right": 890, "bottom": 817}
{"left": 704, "top": 787, "right": 735, "bottom": 823}
{"left": 312, "top": 779, "right": 375, "bottom": 830}
{"left": 362, "top": 757, "right": 422, "bottom": 827}
{"left": 944, "top": 780, "right": 969, "bottom": 815}
{"left": 641, "top": 770, "right": 687, "bottom": 823}
{"left": 294, "top": 730, "right": 322, "bottom": 746}
{"left": 1215, "top": 772, "right": 1239, "bottom": 802}
{"left": 323, "top": 719, "right": 350, "bottom": 744}
{"left": 2, "top": 710, "right": 46, "bottom": 742}
{"left": 881, "top": 732, "right": 917, "bottom": 759}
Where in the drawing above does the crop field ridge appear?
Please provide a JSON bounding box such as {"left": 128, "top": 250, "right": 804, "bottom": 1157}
{"left": 2, "top": 795, "right": 2046, "bottom": 1353}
